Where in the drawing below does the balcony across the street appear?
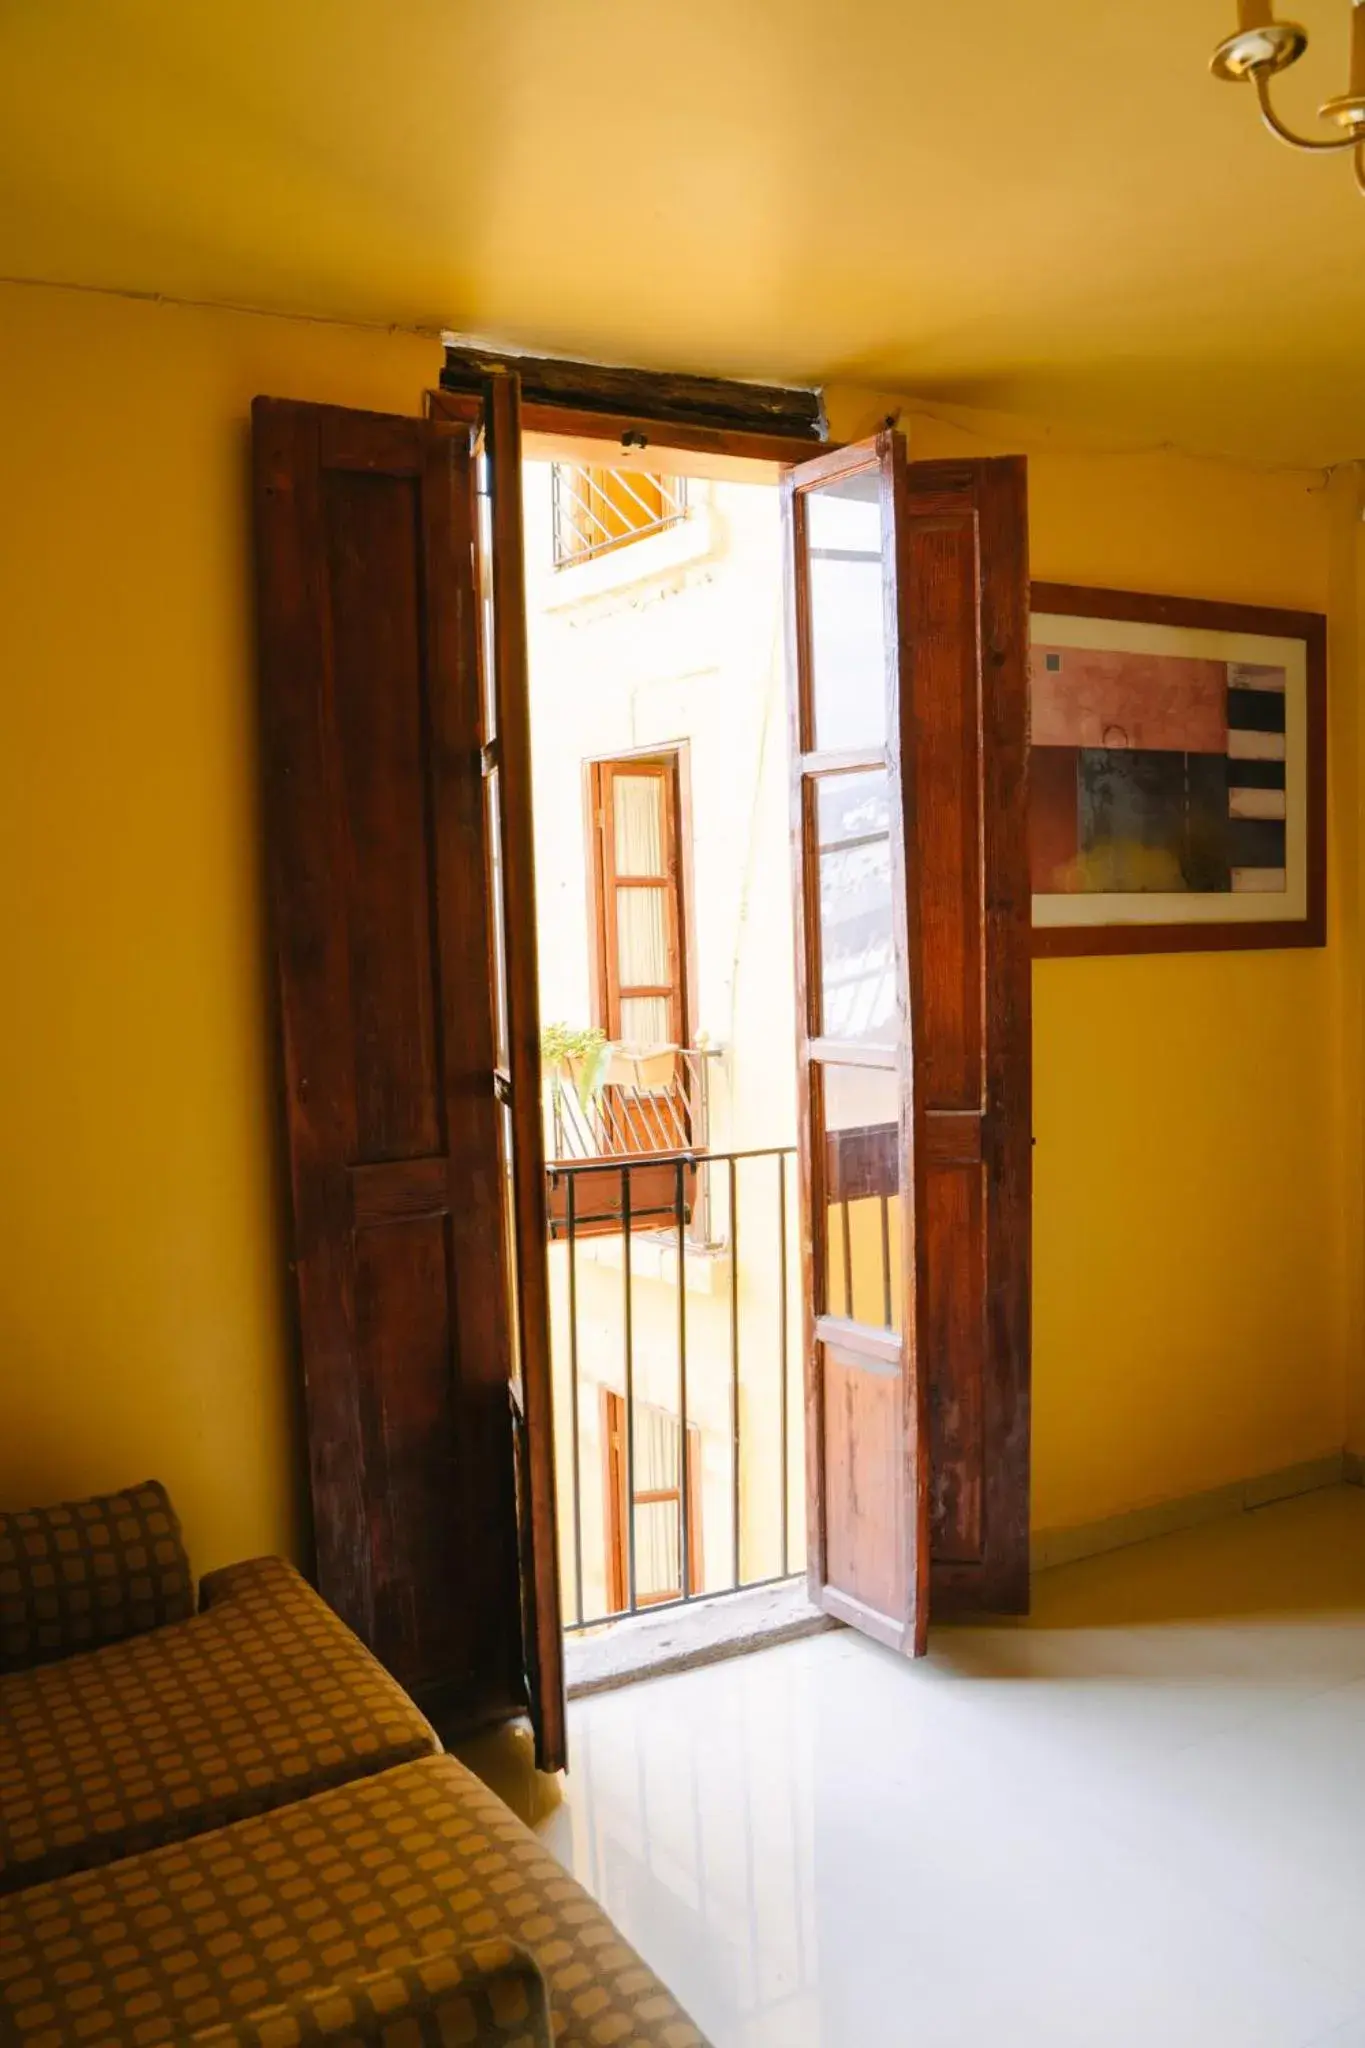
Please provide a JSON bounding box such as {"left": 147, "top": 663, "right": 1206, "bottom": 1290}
{"left": 545, "top": 1146, "right": 802, "bottom": 1638}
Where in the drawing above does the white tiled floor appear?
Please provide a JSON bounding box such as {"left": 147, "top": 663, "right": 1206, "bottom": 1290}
{"left": 537, "top": 1486, "right": 1365, "bottom": 2047}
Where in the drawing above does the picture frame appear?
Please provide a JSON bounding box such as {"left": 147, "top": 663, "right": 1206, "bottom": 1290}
{"left": 1029, "top": 583, "right": 1327, "bottom": 958}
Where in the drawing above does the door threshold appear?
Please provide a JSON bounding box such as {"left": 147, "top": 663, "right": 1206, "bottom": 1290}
{"left": 565, "top": 1579, "right": 838, "bottom": 1699}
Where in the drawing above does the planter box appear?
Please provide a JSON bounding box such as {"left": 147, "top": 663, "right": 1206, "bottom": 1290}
{"left": 546, "top": 1155, "right": 698, "bottom": 1241}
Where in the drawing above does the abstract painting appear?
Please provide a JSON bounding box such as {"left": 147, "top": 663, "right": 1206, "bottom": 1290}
{"left": 1030, "top": 586, "right": 1325, "bottom": 956}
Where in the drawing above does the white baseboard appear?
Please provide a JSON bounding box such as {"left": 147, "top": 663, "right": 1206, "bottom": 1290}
{"left": 1033, "top": 1452, "right": 1349, "bottom": 1573}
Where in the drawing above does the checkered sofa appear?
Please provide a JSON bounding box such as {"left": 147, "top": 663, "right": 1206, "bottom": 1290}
{"left": 0, "top": 1484, "right": 707, "bottom": 2047}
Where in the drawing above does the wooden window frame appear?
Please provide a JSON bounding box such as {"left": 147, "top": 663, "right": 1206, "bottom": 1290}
{"left": 602, "top": 1389, "right": 704, "bottom": 1612}
{"left": 586, "top": 747, "right": 694, "bottom": 1051}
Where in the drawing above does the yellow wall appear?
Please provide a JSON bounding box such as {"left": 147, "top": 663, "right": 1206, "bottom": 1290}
{"left": 1331, "top": 466, "right": 1365, "bottom": 1460}
{"left": 0, "top": 279, "right": 440, "bottom": 1572}
{"left": 830, "top": 389, "right": 1356, "bottom": 1530}
{"left": 0, "top": 277, "right": 1357, "bottom": 1576}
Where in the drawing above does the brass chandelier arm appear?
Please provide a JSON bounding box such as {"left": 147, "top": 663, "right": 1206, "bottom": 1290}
{"left": 1254, "top": 70, "right": 1361, "bottom": 149}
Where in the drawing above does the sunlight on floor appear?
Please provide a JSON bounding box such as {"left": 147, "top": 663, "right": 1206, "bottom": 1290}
{"left": 535, "top": 1485, "right": 1365, "bottom": 2048}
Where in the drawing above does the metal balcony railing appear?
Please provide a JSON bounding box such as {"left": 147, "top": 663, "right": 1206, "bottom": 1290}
{"left": 549, "top": 1147, "right": 799, "bottom": 1633}
{"left": 545, "top": 1045, "right": 711, "bottom": 1166}
{"left": 551, "top": 463, "right": 688, "bottom": 568}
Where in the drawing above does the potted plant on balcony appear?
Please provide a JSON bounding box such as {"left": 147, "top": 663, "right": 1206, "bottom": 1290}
{"left": 540, "top": 1023, "right": 698, "bottom": 1239}
{"left": 541, "top": 1022, "right": 611, "bottom": 1113}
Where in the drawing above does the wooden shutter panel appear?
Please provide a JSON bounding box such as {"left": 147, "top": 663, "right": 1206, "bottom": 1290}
{"left": 901, "top": 456, "right": 1032, "bottom": 1613}
{"left": 252, "top": 398, "right": 524, "bottom": 1723}
{"left": 591, "top": 755, "right": 686, "bottom": 1048}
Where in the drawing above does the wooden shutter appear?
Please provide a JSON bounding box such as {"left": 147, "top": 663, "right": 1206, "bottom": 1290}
{"left": 590, "top": 754, "right": 687, "bottom": 1049}
{"left": 901, "top": 457, "right": 1032, "bottom": 1615}
{"left": 252, "top": 398, "right": 524, "bottom": 1728}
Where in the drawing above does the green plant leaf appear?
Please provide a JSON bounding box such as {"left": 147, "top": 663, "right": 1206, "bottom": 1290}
{"left": 575, "top": 1035, "right": 612, "bottom": 1110}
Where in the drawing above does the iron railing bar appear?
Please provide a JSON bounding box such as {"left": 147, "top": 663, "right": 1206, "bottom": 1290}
{"left": 564, "top": 1571, "right": 798, "bottom": 1635}
{"left": 582, "top": 466, "right": 684, "bottom": 529}
{"left": 623, "top": 1082, "right": 669, "bottom": 1152}
{"left": 551, "top": 1079, "right": 580, "bottom": 1154}
{"left": 676, "top": 1155, "right": 690, "bottom": 1604}
{"left": 622, "top": 1164, "right": 637, "bottom": 1616}
{"left": 609, "top": 1087, "right": 644, "bottom": 1151}
{"left": 779, "top": 1149, "right": 790, "bottom": 1581}
{"left": 581, "top": 468, "right": 652, "bottom": 523}
{"left": 606, "top": 471, "right": 673, "bottom": 525}
{"left": 598, "top": 1088, "right": 633, "bottom": 1154}
{"left": 647, "top": 1083, "right": 680, "bottom": 1151}
{"left": 562, "top": 480, "right": 620, "bottom": 545}
{"left": 560, "top": 1081, "right": 596, "bottom": 1157}
{"left": 546, "top": 1143, "right": 794, "bottom": 1171}
{"left": 571, "top": 476, "right": 637, "bottom": 540}
{"left": 643, "top": 1070, "right": 684, "bottom": 1150}
{"left": 614, "top": 1085, "right": 655, "bottom": 1153}
{"left": 622, "top": 1089, "right": 663, "bottom": 1156}
{"left": 553, "top": 469, "right": 618, "bottom": 560}
{"left": 729, "top": 1153, "right": 741, "bottom": 1590}
{"left": 565, "top": 502, "right": 619, "bottom": 556}
{"left": 570, "top": 487, "right": 622, "bottom": 540}
{"left": 662, "top": 1091, "right": 687, "bottom": 1150}
{"left": 553, "top": 1140, "right": 801, "bottom": 1629}
{"left": 567, "top": 1170, "right": 584, "bottom": 1626}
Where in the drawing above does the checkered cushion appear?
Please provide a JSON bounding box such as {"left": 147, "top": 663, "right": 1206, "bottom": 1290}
{"left": 0, "top": 1482, "right": 193, "bottom": 1673}
{"left": 0, "top": 1755, "right": 707, "bottom": 2047}
{"left": 187, "top": 1941, "right": 553, "bottom": 2046}
{"left": 0, "top": 1558, "right": 437, "bottom": 1895}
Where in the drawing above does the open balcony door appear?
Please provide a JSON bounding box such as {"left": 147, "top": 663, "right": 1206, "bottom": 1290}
{"left": 785, "top": 433, "right": 1031, "bottom": 1653}
{"left": 253, "top": 381, "right": 566, "bottom": 1770}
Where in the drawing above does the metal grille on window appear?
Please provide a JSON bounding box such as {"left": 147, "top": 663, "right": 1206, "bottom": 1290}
{"left": 552, "top": 464, "right": 687, "bottom": 567}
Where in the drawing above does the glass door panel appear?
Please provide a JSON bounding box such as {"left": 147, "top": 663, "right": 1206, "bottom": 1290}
{"left": 785, "top": 433, "right": 927, "bottom": 1659}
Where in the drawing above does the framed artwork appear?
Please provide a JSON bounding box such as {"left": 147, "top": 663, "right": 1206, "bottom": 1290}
{"left": 1030, "top": 584, "right": 1326, "bottom": 957}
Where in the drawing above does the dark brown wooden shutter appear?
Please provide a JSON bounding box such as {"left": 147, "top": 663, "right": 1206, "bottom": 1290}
{"left": 900, "top": 456, "right": 1032, "bottom": 1613}
{"left": 252, "top": 398, "right": 525, "bottom": 1725}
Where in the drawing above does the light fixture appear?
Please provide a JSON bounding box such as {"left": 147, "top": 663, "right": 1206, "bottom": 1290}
{"left": 1211, "top": 0, "right": 1365, "bottom": 191}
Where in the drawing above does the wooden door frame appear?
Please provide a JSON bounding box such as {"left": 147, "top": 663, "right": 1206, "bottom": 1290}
{"left": 477, "top": 373, "right": 567, "bottom": 1770}
{"left": 428, "top": 385, "right": 835, "bottom": 482}
{"left": 433, "top": 379, "right": 1032, "bottom": 1637}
